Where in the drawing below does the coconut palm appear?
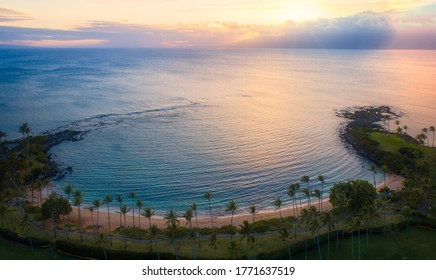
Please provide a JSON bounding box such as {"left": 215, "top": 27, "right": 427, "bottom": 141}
{"left": 402, "top": 125, "right": 408, "bottom": 135}
{"left": 299, "top": 208, "right": 311, "bottom": 259}
{"left": 136, "top": 199, "right": 144, "bottom": 234}
{"left": 204, "top": 192, "right": 214, "bottom": 228}
{"left": 62, "top": 184, "right": 74, "bottom": 239}
{"left": 301, "top": 188, "right": 311, "bottom": 208}
{"left": 142, "top": 207, "right": 154, "bottom": 229}
{"left": 191, "top": 203, "right": 199, "bottom": 233}
{"left": 312, "top": 189, "right": 322, "bottom": 211}
{"left": 401, "top": 205, "right": 413, "bottom": 233}
{"left": 429, "top": 126, "right": 435, "bottom": 147}
{"left": 93, "top": 199, "right": 102, "bottom": 233}
{"left": 287, "top": 183, "right": 299, "bottom": 217}
{"left": 421, "top": 127, "right": 429, "bottom": 146}
{"left": 308, "top": 207, "right": 322, "bottom": 260}
{"left": 129, "top": 192, "right": 136, "bottom": 227}
{"left": 73, "top": 189, "right": 84, "bottom": 243}
{"left": 208, "top": 232, "right": 219, "bottom": 259}
{"left": 120, "top": 204, "right": 131, "bottom": 248}
{"left": 115, "top": 195, "right": 123, "bottom": 228}
{"left": 273, "top": 198, "right": 283, "bottom": 221}
{"left": 248, "top": 204, "right": 258, "bottom": 224}
{"left": 300, "top": 175, "right": 310, "bottom": 203}
{"left": 18, "top": 214, "right": 34, "bottom": 250}
{"left": 279, "top": 221, "right": 294, "bottom": 260}
{"left": 87, "top": 205, "right": 96, "bottom": 229}
{"left": 225, "top": 200, "right": 237, "bottom": 242}
{"left": 148, "top": 224, "right": 161, "bottom": 260}
{"left": 361, "top": 204, "right": 378, "bottom": 250}
{"left": 103, "top": 195, "right": 113, "bottom": 244}
{"left": 321, "top": 211, "right": 335, "bottom": 259}
{"left": 183, "top": 208, "right": 195, "bottom": 259}
{"left": 0, "top": 130, "right": 6, "bottom": 142}
{"left": 318, "top": 176, "right": 325, "bottom": 211}
{"left": 239, "top": 221, "right": 254, "bottom": 260}
{"left": 384, "top": 223, "right": 399, "bottom": 256}
{"left": 369, "top": 164, "right": 377, "bottom": 188}
{"left": 97, "top": 233, "right": 109, "bottom": 260}
{"left": 383, "top": 114, "right": 391, "bottom": 132}
{"left": 164, "top": 209, "right": 179, "bottom": 259}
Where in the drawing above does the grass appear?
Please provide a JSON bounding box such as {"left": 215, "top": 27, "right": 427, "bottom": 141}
{"left": 293, "top": 226, "right": 436, "bottom": 260}
{"left": 370, "top": 132, "right": 436, "bottom": 158}
{"left": 0, "top": 235, "right": 77, "bottom": 260}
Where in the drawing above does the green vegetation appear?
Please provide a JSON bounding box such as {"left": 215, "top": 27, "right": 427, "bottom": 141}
{"left": 1, "top": 113, "right": 435, "bottom": 260}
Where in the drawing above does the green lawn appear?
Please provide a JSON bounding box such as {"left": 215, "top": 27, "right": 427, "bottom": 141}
{"left": 370, "top": 132, "right": 436, "bottom": 158}
{"left": 292, "top": 226, "right": 436, "bottom": 260}
{"left": 0, "top": 235, "right": 77, "bottom": 260}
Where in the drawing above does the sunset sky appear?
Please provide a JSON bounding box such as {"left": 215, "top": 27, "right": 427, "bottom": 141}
{"left": 1, "top": 0, "right": 435, "bottom": 48}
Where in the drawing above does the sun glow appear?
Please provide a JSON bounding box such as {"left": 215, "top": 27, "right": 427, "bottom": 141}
{"left": 274, "top": 2, "right": 325, "bottom": 23}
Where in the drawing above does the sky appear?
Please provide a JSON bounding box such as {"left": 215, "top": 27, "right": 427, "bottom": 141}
{"left": 0, "top": 0, "right": 435, "bottom": 48}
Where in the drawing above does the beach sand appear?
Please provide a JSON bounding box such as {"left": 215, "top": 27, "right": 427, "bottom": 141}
{"left": 61, "top": 174, "right": 404, "bottom": 231}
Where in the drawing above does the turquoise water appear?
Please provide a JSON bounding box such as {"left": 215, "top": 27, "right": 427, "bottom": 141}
{"left": 1, "top": 49, "right": 435, "bottom": 216}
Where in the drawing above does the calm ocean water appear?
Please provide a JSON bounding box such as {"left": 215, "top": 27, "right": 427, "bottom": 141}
{"left": 1, "top": 48, "right": 435, "bottom": 216}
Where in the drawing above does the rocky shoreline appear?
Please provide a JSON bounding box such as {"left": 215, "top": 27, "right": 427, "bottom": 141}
{"left": 336, "top": 105, "right": 400, "bottom": 164}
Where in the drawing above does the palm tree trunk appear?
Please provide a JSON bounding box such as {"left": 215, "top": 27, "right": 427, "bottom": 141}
{"left": 78, "top": 206, "right": 83, "bottom": 243}
{"left": 124, "top": 214, "right": 127, "bottom": 249}
{"left": 107, "top": 205, "right": 112, "bottom": 245}
{"left": 304, "top": 224, "right": 308, "bottom": 259}
{"left": 28, "top": 235, "right": 34, "bottom": 250}
{"left": 208, "top": 201, "right": 214, "bottom": 228}
{"left": 96, "top": 208, "right": 99, "bottom": 233}
{"left": 327, "top": 231, "right": 330, "bottom": 259}
{"left": 155, "top": 240, "right": 160, "bottom": 260}
{"left": 358, "top": 228, "right": 361, "bottom": 260}
{"left": 317, "top": 232, "right": 322, "bottom": 260}
{"left": 230, "top": 213, "right": 234, "bottom": 242}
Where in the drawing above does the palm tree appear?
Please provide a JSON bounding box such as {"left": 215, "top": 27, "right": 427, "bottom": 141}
{"left": 87, "top": 205, "right": 96, "bottom": 230}
{"left": 318, "top": 176, "right": 325, "bottom": 211}
{"left": 384, "top": 223, "right": 399, "bottom": 256}
{"left": 204, "top": 192, "right": 214, "bottom": 228}
{"left": 353, "top": 216, "right": 364, "bottom": 260}
{"left": 383, "top": 115, "right": 391, "bottom": 132}
{"left": 97, "top": 233, "right": 109, "bottom": 260}
{"left": 312, "top": 189, "right": 322, "bottom": 211}
{"left": 308, "top": 207, "right": 322, "bottom": 260}
{"left": 19, "top": 122, "right": 31, "bottom": 138}
{"left": 115, "top": 195, "right": 123, "bottom": 228}
{"left": 93, "top": 199, "right": 102, "bottom": 233}
{"left": 299, "top": 208, "right": 311, "bottom": 259}
{"left": 273, "top": 198, "right": 283, "bottom": 221}
{"left": 62, "top": 184, "right": 74, "bottom": 239}
{"left": 164, "top": 209, "right": 179, "bottom": 259}
{"left": 239, "top": 221, "right": 254, "bottom": 260}
{"left": 183, "top": 208, "right": 195, "bottom": 259}
{"left": 103, "top": 195, "right": 113, "bottom": 244}
{"left": 370, "top": 164, "right": 377, "bottom": 188}
{"left": 287, "top": 183, "right": 298, "bottom": 217}
{"left": 248, "top": 204, "right": 258, "bottom": 224}
{"left": 148, "top": 224, "right": 161, "bottom": 260}
{"left": 120, "top": 204, "right": 131, "bottom": 249}
{"left": 73, "top": 189, "right": 84, "bottom": 243}
{"left": 129, "top": 192, "right": 136, "bottom": 227}
{"left": 279, "top": 221, "right": 294, "bottom": 260}
{"left": 321, "top": 211, "right": 335, "bottom": 259}
{"left": 401, "top": 205, "right": 413, "bottom": 233}
{"left": 301, "top": 188, "right": 311, "bottom": 208}
{"left": 361, "top": 204, "right": 378, "bottom": 250}
{"left": 191, "top": 203, "right": 199, "bottom": 233}
{"left": 18, "top": 214, "right": 34, "bottom": 250}
{"left": 208, "top": 232, "right": 219, "bottom": 259}
{"left": 142, "top": 208, "right": 154, "bottom": 229}
{"left": 136, "top": 199, "right": 144, "bottom": 234}
{"left": 381, "top": 164, "right": 388, "bottom": 186}
{"left": 422, "top": 127, "right": 429, "bottom": 146}
{"left": 300, "top": 176, "right": 310, "bottom": 206}
{"left": 429, "top": 126, "right": 435, "bottom": 147}
{"left": 225, "top": 200, "right": 237, "bottom": 242}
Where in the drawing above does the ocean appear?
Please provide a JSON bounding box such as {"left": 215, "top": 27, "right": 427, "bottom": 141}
{"left": 1, "top": 48, "right": 435, "bottom": 216}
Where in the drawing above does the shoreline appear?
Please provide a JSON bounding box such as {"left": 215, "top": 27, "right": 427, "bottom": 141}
{"left": 63, "top": 174, "right": 404, "bottom": 230}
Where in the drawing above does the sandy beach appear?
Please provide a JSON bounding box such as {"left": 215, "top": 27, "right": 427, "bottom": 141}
{"left": 59, "top": 174, "right": 404, "bottom": 231}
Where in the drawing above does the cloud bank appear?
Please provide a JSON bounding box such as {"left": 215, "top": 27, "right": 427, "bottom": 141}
{"left": 1, "top": 4, "right": 435, "bottom": 49}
